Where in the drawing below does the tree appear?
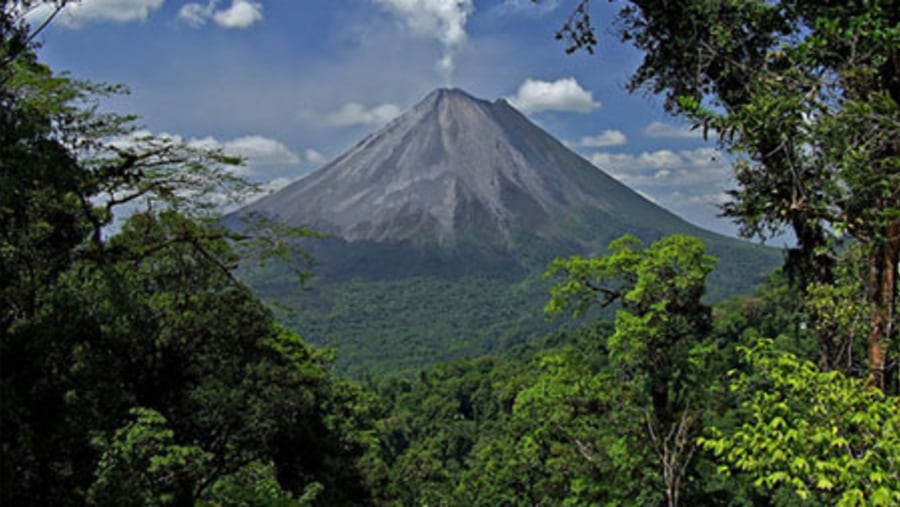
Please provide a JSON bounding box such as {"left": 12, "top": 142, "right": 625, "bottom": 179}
{"left": 1, "top": 5, "right": 373, "bottom": 505}
{"left": 86, "top": 408, "right": 213, "bottom": 507}
{"left": 700, "top": 339, "right": 900, "bottom": 506}
{"left": 550, "top": 0, "right": 899, "bottom": 390}
{"left": 545, "top": 234, "right": 717, "bottom": 507}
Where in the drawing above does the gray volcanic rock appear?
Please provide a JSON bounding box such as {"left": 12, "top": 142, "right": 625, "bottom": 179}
{"left": 243, "top": 88, "right": 682, "bottom": 249}
{"left": 239, "top": 87, "right": 780, "bottom": 292}
{"left": 237, "top": 87, "right": 782, "bottom": 375}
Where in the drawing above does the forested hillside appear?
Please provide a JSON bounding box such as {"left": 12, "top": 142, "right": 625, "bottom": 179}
{"left": 233, "top": 85, "right": 781, "bottom": 377}
{"left": 2, "top": 1, "right": 898, "bottom": 506}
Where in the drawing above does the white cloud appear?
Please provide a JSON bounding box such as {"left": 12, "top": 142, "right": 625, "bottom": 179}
{"left": 588, "top": 148, "right": 732, "bottom": 190}
{"left": 637, "top": 150, "right": 682, "bottom": 170}
{"left": 178, "top": 0, "right": 263, "bottom": 29}
{"left": 28, "top": 0, "right": 164, "bottom": 28}
{"left": 305, "top": 149, "right": 326, "bottom": 165}
{"left": 319, "top": 102, "right": 402, "bottom": 128}
{"left": 589, "top": 149, "right": 682, "bottom": 173}
{"left": 161, "top": 133, "right": 299, "bottom": 174}
{"left": 678, "top": 147, "right": 723, "bottom": 167}
{"left": 642, "top": 121, "right": 705, "bottom": 139}
{"left": 496, "top": 0, "right": 560, "bottom": 15}
{"left": 508, "top": 77, "right": 600, "bottom": 114}
{"left": 220, "top": 136, "right": 299, "bottom": 167}
{"left": 687, "top": 191, "right": 731, "bottom": 206}
{"left": 373, "top": 0, "right": 474, "bottom": 82}
{"left": 213, "top": 0, "right": 262, "bottom": 28}
{"left": 589, "top": 148, "right": 737, "bottom": 233}
{"left": 177, "top": 1, "right": 214, "bottom": 26}
{"left": 574, "top": 129, "right": 627, "bottom": 148}
{"left": 374, "top": 0, "right": 472, "bottom": 47}
{"left": 103, "top": 130, "right": 299, "bottom": 212}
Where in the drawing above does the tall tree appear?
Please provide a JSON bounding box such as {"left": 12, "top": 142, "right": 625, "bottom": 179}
{"left": 551, "top": 0, "right": 899, "bottom": 389}
{"left": 546, "top": 234, "right": 717, "bottom": 507}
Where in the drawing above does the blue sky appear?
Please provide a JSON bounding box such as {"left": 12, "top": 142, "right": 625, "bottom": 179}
{"left": 29, "top": 0, "right": 751, "bottom": 238}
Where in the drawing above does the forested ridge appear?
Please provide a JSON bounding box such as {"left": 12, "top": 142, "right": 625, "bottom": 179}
{"left": 2, "top": 1, "right": 898, "bottom": 506}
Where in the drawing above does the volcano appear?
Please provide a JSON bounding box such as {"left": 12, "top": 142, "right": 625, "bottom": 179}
{"left": 238, "top": 88, "right": 781, "bottom": 375}
{"left": 246, "top": 88, "right": 711, "bottom": 252}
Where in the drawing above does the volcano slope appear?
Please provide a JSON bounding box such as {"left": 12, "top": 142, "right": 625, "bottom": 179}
{"left": 237, "top": 88, "right": 781, "bottom": 376}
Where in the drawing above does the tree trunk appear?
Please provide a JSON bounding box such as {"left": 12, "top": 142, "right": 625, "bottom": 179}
{"left": 869, "top": 221, "right": 899, "bottom": 391}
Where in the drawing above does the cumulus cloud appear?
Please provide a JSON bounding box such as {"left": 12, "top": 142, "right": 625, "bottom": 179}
{"left": 103, "top": 130, "right": 301, "bottom": 215}
{"left": 178, "top": 2, "right": 213, "bottom": 26}
{"left": 508, "top": 77, "right": 600, "bottom": 114}
{"left": 27, "top": 0, "right": 164, "bottom": 28}
{"left": 679, "top": 147, "right": 723, "bottom": 167}
{"left": 589, "top": 147, "right": 737, "bottom": 232}
{"left": 589, "top": 148, "right": 731, "bottom": 201}
{"left": 373, "top": 0, "right": 474, "bottom": 83}
{"left": 495, "top": 0, "right": 560, "bottom": 15}
{"left": 574, "top": 129, "right": 627, "bottom": 148}
{"left": 178, "top": 0, "right": 263, "bottom": 29}
{"left": 589, "top": 150, "right": 684, "bottom": 174}
{"left": 588, "top": 148, "right": 733, "bottom": 214}
{"left": 642, "top": 121, "right": 705, "bottom": 139}
{"left": 304, "top": 149, "right": 327, "bottom": 165}
{"left": 122, "top": 131, "right": 298, "bottom": 174}
{"left": 220, "top": 136, "right": 298, "bottom": 167}
{"left": 317, "top": 102, "right": 403, "bottom": 128}
{"left": 213, "top": 0, "right": 262, "bottom": 28}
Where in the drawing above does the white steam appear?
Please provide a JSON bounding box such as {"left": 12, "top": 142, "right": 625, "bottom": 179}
{"left": 374, "top": 0, "right": 474, "bottom": 84}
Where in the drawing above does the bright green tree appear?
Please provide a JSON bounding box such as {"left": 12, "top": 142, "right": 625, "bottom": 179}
{"left": 540, "top": 234, "right": 717, "bottom": 507}
{"left": 701, "top": 339, "right": 900, "bottom": 506}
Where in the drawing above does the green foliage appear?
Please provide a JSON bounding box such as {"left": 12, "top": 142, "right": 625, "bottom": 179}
{"left": 200, "top": 461, "right": 321, "bottom": 507}
{"left": 344, "top": 237, "right": 888, "bottom": 507}
{"left": 88, "top": 407, "right": 320, "bottom": 507}
{"left": 244, "top": 196, "right": 779, "bottom": 378}
{"left": 363, "top": 232, "right": 783, "bottom": 506}
{"left": 365, "top": 353, "right": 536, "bottom": 505}
{"left": 545, "top": 234, "right": 717, "bottom": 506}
{"left": 554, "top": 0, "right": 899, "bottom": 386}
{"left": 461, "top": 349, "right": 662, "bottom": 506}
{"left": 547, "top": 235, "right": 716, "bottom": 419}
{"left": 590, "top": 0, "right": 900, "bottom": 387}
{"left": 803, "top": 244, "right": 873, "bottom": 375}
{"left": 6, "top": 4, "right": 896, "bottom": 505}
{"left": 701, "top": 340, "right": 900, "bottom": 506}
{"left": 1, "top": 13, "right": 372, "bottom": 506}
{"left": 265, "top": 274, "right": 560, "bottom": 377}
{"left": 88, "top": 408, "right": 213, "bottom": 507}
{"left": 545, "top": 234, "right": 642, "bottom": 316}
{"left": 361, "top": 324, "right": 619, "bottom": 506}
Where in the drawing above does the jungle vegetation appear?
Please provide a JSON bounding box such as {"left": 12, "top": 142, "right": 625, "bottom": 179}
{"left": 1, "top": 1, "right": 897, "bottom": 505}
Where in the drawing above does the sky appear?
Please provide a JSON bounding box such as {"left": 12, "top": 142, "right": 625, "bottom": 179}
{"left": 28, "top": 0, "right": 759, "bottom": 239}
